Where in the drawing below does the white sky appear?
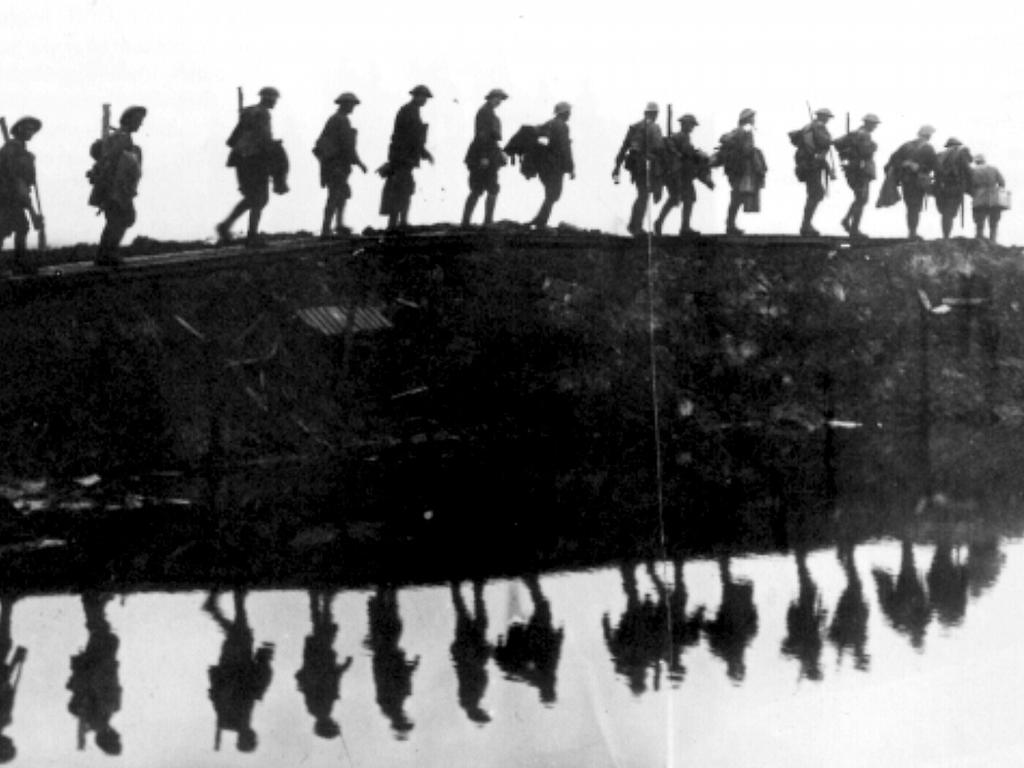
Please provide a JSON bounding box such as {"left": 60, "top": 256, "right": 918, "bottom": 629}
{"left": 3, "top": 0, "right": 1022, "bottom": 246}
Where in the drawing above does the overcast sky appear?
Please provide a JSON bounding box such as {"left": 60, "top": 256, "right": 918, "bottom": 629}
{"left": 3, "top": 0, "right": 1021, "bottom": 246}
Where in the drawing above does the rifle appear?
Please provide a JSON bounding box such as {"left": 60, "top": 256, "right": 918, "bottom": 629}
{"left": 237, "top": 87, "right": 244, "bottom": 117}
{"left": 102, "top": 103, "right": 111, "bottom": 138}
{"left": 666, "top": 104, "right": 673, "bottom": 137}
{"left": 0, "top": 117, "right": 46, "bottom": 249}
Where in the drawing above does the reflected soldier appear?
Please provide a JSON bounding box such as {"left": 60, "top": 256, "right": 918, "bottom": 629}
{"left": 966, "top": 535, "right": 1005, "bottom": 597}
{"left": 793, "top": 107, "right": 835, "bottom": 236}
{"left": 450, "top": 580, "right": 491, "bottom": 723}
{"left": 702, "top": 556, "right": 758, "bottom": 682}
{"left": 834, "top": 113, "right": 881, "bottom": 239}
{"left": 216, "top": 87, "right": 288, "bottom": 248}
{"left": 380, "top": 85, "right": 434, "bottom": 231}
{"left": 365, "top": 586, "right": 419, "bottom": 737}
{"left": 872, "top": 539, "right": 931, "bottom": 648}
{"left": 613, "top": 103, "right": 666, "bottom": 236}
{"left": 780, "top": 548, "right": 826, "bottom": 682}
{"left": 527, "top": 102, "right": 575, "bottom": 230}
{"left": 89, "top": 106, "right": 146, "bottom": 266}
{"left": 204, "top": 590, "right": 275, "bottom": 753}
{"left": 313, "top": 92, "right": 367, "bottom": 239}
{"left": 67, "top": 592, "right": 121, "bottom": 756}
{"left": 927, "top": 536, "right": 968, "bottom": 626}
{"left": 970, "top": 154, "right": 1007, "bottom": 242}
{"left": 295, "top": 590, "right": 353, "bottom": 740}
{"left": 661, "top": 560, "right": 704, "bottom": 684}
{"left": 461, "top": 89, "right": 508, "bottom": 227}
{"left": 494, "top": 574, "right": 564, "bottom": 704}
{"left": 933, "top": 137, "right": 974, "bottom": 239}
{"left": 0, "top": 595, "right": 26, "bottom": 764}
{"left": 828, "top": 544, "right": 869, "bottom": 670}
{"left": 602, "top": 561, "right": 664, "bottom": 695}
{"left": 654, "top": 114, "right": 714, "bottom": 237}
{"left": 884, "top": 125, "right": 937, "bottom": 241}
{"left": 0, "top": 116, "right": 44, "bottom": 275}
{"left": 717, "top": 108, "right": 766, "bottom": 235}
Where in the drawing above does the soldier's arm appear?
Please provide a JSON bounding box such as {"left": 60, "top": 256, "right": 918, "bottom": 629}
{"left": 613, "top": 129, "right": 630, "bottom": 177}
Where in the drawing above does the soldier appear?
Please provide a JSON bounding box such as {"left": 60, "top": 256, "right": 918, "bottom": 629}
{"left": 884, "top": 125, "right": 937, "bottom": 240}
{"left": 969, "top": 153, "right": 1007, "bottom": 242}
{"left": 461, "top": 88, "right": 508, "bottom": 227}
{"left": 89, "top": 106, "right": 146, "bottom": 266}
{"left": 835, "top": 113, "right": 880, "bottom": 239}
{"left": 216, "top": 87, "right": 288, "bottom": 248}
{"left": 793, "top": 107, "right": 835, "bottom": 236}
{"left": 933, "top": 137, "right": 974, "bottom": 239}
{"left": 528, "top": 101, "right": 575, "bottom": 230}
{"left": 654, "top": 113, "right": 714, "bottom": 236}
{"left": 380, "top": 85, "right": 434, "bottom": 231}
{"left": 314, "top": 92, "right": 367, "bottom": 238}
{"left": 0, "top": 117, "right": 43, "bottom": 275}
{"left": 718, "top": 108, "right": 765, "bottom": 235}
{"left": 613, "top": 102, "right": 666, "bottom": 236}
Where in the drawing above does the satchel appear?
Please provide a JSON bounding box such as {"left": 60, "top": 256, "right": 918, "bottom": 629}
{"left": 996, "top": 188, "right": 1012, "bottom": 210}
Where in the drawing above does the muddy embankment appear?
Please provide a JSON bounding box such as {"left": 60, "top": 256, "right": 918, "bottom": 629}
{"left": 0, "top": 230, "right": 1022, "bottom": 586}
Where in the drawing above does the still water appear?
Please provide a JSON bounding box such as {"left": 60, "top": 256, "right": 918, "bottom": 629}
{"left": 0, "top": 531, "right": 1016, "bottom": 767}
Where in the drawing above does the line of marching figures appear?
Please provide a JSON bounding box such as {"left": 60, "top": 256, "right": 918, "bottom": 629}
{"left": 0, "top": 90, "right": 1011, "bottom": 274}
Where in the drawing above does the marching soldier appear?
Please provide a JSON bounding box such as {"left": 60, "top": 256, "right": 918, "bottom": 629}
{"left": 0, "top": 116, "right": 43, "bottom": 274}
{"left": 718, "top": 108, "right": 765, "bottom": 235}
{"left": 835, "top": 113, "right": 881, "bottom": 239}
{"left": 793, "top": 107, "right": 835, "bottom": 236}
{"left": 884, "top": 125, "right": 937, "bottom": 240}
{"left": 314, "top": 92, "right": 367, "bottom": 238}
{"left": 380, "top": 85, "right": 434, "bottom": 231}
{"left": 613, "top": 102, "right": 666, "bottom": 236}
{"left": 933, "top": 137, "right": 974, "bottom": 239}
{"left": 654, "top": 113, "right": 714, "bottom": 236}
{"left": 216, "top": 86, "right": 288, "bottom": 248}
{"left": 969, "top": 153, "right": 1007, "bottom": 242}
{"left": 462, "top": 88, "right": 508, "bottom": 227}
{"left": 528, "top": 101, "right": 575, "bottom": 230}
{"left": 89, "top": 106, "right": 146, "bottom": 266}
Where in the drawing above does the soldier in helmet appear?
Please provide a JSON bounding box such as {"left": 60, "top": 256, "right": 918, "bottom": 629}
{"left": 718, "top": 108, "right": 765, "bottom": 235}
{"left": 89, "top": 106, "right": 146, "bottom": 266}
{"left": 933, "top": 137, "right": 974, "bottom": 239}
{"left": 613, "top": 102, "right": 666, "bottom": 236}
{"left": 462, "top": 88, "right": 508, "bottom": 227}
{"left": 969, "top": 153, "right": 1007, "bottom": 242}
{"left": 0, "top": 116, "right": 44, "bottom": 274}
{"left": 314, "top": 92, "right": 367, "bottom": 238}
{"left": 794, "top": 107, "right": 836, "bottom": 236}
{"left": 884, "top": 125, "right": 938, "bottom": 240}
{"left": 380, "top": 85, "right": 435, "bottom": 231}
{"left": 654, "top": 113, "right": 714, "bottom": 236}
{"left": 834, "top": 113, "right": 881, "bottom": 239}
{"left": 217, "top": 86, "right": 288, "bottom": 248}
{"left": 528, "top": 101, "right": 575, "bottom": 230}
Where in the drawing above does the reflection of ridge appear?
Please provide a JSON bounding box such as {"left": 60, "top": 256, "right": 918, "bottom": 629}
{"left": 703, "top": 556, "right": 758, "bottom": 683}
{"left": 450, "top": 580, "right": 491, "bottom": 724}
{"left": 0, "top": 595, "right": 25, "bottom": 764}
{"left": 67, "top": 592, "right": 121, "bottom": 755}
{"left": 494, "top": 575, "right": 564, "bottom": 705}
{"left": 205, "top": 589, "right": 275, "bottom": 753}
{"left": 780, "top": 549, "right": 826, "bottom": 682}
{"left": 365, "top": 586, "right": 419, "bottom": 738}
{"left": 828, "top": 544, "right": 869, "bottom": 670}
{"left": 295, "top": 590, "right": 352, "bottom": 740}
{"left": 602, "top": 561, "right": 703, "bottom": 695}
{"left": 873, "top": 540, "right": 931, "bottom": 649}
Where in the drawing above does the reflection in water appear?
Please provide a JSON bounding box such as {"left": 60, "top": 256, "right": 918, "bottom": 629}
{"left": 780, "top": 548, "right": 827, "bottom": 681}
{"left": 365, "top": 586, "right": 419, "bottom": 738}
{"left": 828, "top": 544, "right": 870, "bottom": 670}
{"left": 295, "top": 590, "right": 353, "bottom": 739}
{"left": 927, "top": 537, "right": 968, "bottom": 626}
{"left": 450, "top": 580, "right": 491, "bottom": 723}
{"left": 873, "top": 539, "right": 931, "bottom": 649}
{"left": 703, "top": 556, "right": 758, "bottom": 682}
{"left": 966, "top": 536, "right": 1005, "bottom": 597}
{"left": 494, "top": 575, "right": 564, "bottom": 704}
{"left": 67, "top": 592, "right": 122, "bottom": 755}
{"left": 0, "top": 596, "right": 25, "bottom": 764}
{"left": 205, "top": 589, "right": 275, "bottom": 753}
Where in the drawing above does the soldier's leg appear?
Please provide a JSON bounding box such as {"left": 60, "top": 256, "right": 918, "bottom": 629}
{"left": 245, "top": 178, "right": 271, "bottom": 244}
{"left": 726, "top": 190, "right": 743, "bottom": 234}
{"left": 628, "top": 179, "right": 649, "bottom": 234}
{"left": 681, "top": 200, "right": 696, "bottom": 234}
{"left": 989, "top": 209, "right": 1001, "bottom": 242}
{"left": 801, "top": 176, "right": 824, "bottom": 235}
{"left": 323, "top": 185, "right": 341, "bottom": 237}
{"left": 654, "top": 192, "right": 678, "bottom": 236}
{"left": 850, "top": 183, "right": 869, "bottom": 235}
{"left": 462, "top": 191, "right": 481, "bottom": 226}
{"left": 483, "top": 192, "right": 497, "bottom": 225}
{"left": 905, "top": 187, "right": 923, "bottom": 239}
{"left": 972, "top": 208, "right": 985, "bottom": 239}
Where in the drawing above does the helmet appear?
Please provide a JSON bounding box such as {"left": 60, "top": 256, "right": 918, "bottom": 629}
{"left": 258, "top": 86, "right": 280, "bottom": 99}
{"left": 409, "top": 84, "right": 433, "bottom": 98}
{"left": 10, "top": 116, "right": 42, "bottom": 136}
{"left": 739, "top": 108, "right": 756, "bottom": 123}
{"left": 644, "top": 101, "right": 659, "bottom": 113}
{"left": 334, "top": 92, "right": 360, "bottom": 105}
{"left": 119, "top": 106, "right": 147, "bottom": 126}
{"left": 918, "top": 124, "right": 936, "bottom": 138}
{"left": 862, "top": 113, "right": 881, "bottom": 124}
{"left": 944, "top": 137, "right": 962, "bottom": 147}
{"left": 815, "top": 107, "right": 834, "bottom": 118}
{"left": 485, "top": 88, "right": 508, "bottom": 100}
{"left": 554, "top": 101, "right": 571, "bottom": 115}
{"left": 678, "top": 113, "right": 698, "bottom": 125}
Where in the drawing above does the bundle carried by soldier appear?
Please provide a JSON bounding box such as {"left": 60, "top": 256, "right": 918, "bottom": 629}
{"left": 714, "top": 117, "right": 767, "bottom": 213}
{"left": 226, "top": 98, "right": 289, "bottom": 195}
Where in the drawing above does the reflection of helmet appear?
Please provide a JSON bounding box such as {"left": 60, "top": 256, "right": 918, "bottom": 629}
{"left": 314, "top": 718, "right": 341, "bottom": 739}
{"left": 554, "top": 101, "right": 571, "bottom": 115}
{"left": 0, "top": 735, "right": 14, "bottom": 763}
{"left": 95, "top": 728, "right": 122, "bottom": 756}
{"left": 237, "top": 728, "right": 258, "bottom": 753}
{"left": 467, "top": 706, "right": 492, "bottom": 723}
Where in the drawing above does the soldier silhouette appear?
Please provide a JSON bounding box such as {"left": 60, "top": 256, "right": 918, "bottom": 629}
{"left": 204, "top": 589, "right": 275, "bottom": 753}
{"left": 66, "top": 592, "right": 121, "bottom": 755}
{"left": 295, "top": 590, "right": 352, "bottom": 739}
{"left": 0, "top": 595, "right": 26, "bottom": 763}
{"left": 927, "top": 535, "right": 969, "bottom": 627}
{"left": 494, "top": 574, "right": 564, "bottom": 704}
{"left": 450, "top": 580, "right": 492, "bottom": 723}
{"left": 780, "top": 548, "right": 827, "bottom": 682}
{"left": 365, "top": 586, "right": 419, "bottom": 737}
{"left": 602, "top": 561, "right": 666, "bottom": 695}
{"left": 828, "top": 543, "right": 870, "bottom": 671}
{"left": 873, "top": 539, "right": 931, "bottom": 649}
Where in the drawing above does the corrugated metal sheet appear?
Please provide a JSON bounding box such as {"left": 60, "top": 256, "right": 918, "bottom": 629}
{"left": 295, "top": 305, "right": 392, "bottom": 336}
